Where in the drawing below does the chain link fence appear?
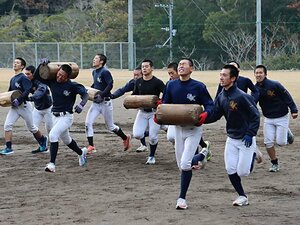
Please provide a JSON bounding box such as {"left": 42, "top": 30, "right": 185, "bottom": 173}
{"left": 0, "top": 42, "right": 136, "bottom": 69}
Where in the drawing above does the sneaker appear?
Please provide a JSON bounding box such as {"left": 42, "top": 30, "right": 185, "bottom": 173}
{"left": 204, "top": 141, "right": 212, "bottom": 161}
{"left": 136, "top": 144, "right": 147, "bottom": 152}
{"left": 255, "top": 147, "right": 263, "bottom": 164}
{"left": 269, "top": 163, "right": 279, "bottom": 172}
{"left": 87, "top": 145, "right": 96, "bottom": 154}
{"left": 233, "top": 196, "right": 249, "bottom": 206}
{"left": 32, "top": 146, "right": 49, "bottom": 154}
{"left": 78, "top": 147, "right": 87, "bottom": 166}
{"left": 123, "top": 135, "right": 131, "bottom": 151}
{"left": 45, "top": 162, "right": 55, "bottom": 173}
{"left": 176, "top": 198, "right": 188, "bottom": 210}
{"left": 146, "top": 156, "right": 156, "bottom": 165}
{"left": 0, "top": 147, "right": 14, "bottom": 155}
{"left": 40, "top": 136, "right": 48, "bottom": 151}
{"left": 287, "top": 128, "right": 294, "bottom": 144}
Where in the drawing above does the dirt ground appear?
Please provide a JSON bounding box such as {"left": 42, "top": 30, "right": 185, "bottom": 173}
{"left": 0, "top": 69, "right": 299, "bottom": 225}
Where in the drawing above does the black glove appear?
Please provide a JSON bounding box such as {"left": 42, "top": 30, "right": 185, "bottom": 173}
{"left": 74, "top": 104, "right": 84, "bottom": 113}
{"left": 93, "top": 94, "right": 103, "bottom": 103}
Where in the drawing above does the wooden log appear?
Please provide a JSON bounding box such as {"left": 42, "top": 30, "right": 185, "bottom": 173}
{"left": 0, "top": 90, "right": 22, "bottom": 107}
{"left": 123, "top": 95, "right": 159, "bottom": 109}
{"left": 155, "top": 104, "right": 204, "bottom": 126}
{"left": 85, "top": 86, "right": 101, "bottom": 101}
{"left": 39, "top": 62, "right": 79, "bottom": 80}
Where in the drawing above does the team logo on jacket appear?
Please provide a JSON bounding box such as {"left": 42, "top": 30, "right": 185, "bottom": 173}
{"left": 97, "top": 77, "right": 102, "bottom": 83}
{"left": 229, "top": 100, "right": 238, "bottom": 111}
{"left": 63, "top": 90, "right": 71, "bottom": 96}
{"left": 186, "top": 93, "right": 196, "bottom": 101}
{"left": 267, "top": 90, "right": 275, "bottom": 97}
{"left": 15, "top": 82, "right": 20, "bottom": 88}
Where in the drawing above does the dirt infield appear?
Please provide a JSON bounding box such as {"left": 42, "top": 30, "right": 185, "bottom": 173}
{"left": 0, "top": 69, "right": 299, "bottom": 225}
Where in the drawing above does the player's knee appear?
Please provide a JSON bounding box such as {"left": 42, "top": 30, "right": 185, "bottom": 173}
{"left": 4, "top": 124, "right": 13, "bottom": 131}
{"left": 265, "top": 143, "right": 274, "bottom": 149}
{"left": 62, "top": 137, "right": 72, "bottom": 145}
{"left": 277, "top": 140, "right": 287, "bottom": 146}
{"left": 149, "top": 138, "right": 158, "bottom": 145}
{"left": 28, "top": 126, "right": 39, "bottom": 134}
{"left": 133, "top": 131, "right": 144, "bottom": 140}
{"left": 180, "top": 161, "right": 192, "bottom": 171}
{"left": 237, "top": 169, "right": 250, "bottom": 177}
{"left": 225, "top": 165, "right": 237, "bottom": 175}
{"left": 49, "top": 132, "right": 59, "bottom": 143}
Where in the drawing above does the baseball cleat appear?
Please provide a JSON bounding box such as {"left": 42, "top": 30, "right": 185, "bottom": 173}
{"left": 123, "top": 134, "right": 131, "bottom": 151}
{"left": 136, "top": 144, "right": 147, "bottom": 152}
{"left": 0, "top": 147, "right": 14, "bottom": 155}
{"left": 146, "top": 156, "right": 155, "bottom": 165}
{"left": 32, "top": 146, "right": 49, "bottom": 154}
{"left": 87, "top": 145, "right": 96, "bottom": 154}
{"left": 45, "top": 162, "right": 55, "bottom": 173}
{"left": 176, "top": 198, "right": 188, "bottom": 210}
{"left": 233, "top": 196, "right": 249, "bottom": 206}
{"left": 78, "top": 147, "right": 87, "bottom": 166}
{"left": 269, "top": 164, "right": 279, "bottom": 172}
{"left": 204, "top": 141, "right": 212, "bottom": 161}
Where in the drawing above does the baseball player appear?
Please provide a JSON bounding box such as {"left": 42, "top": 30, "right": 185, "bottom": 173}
{"left": 253, "top": 65, "right": 298, "bottom": 172}
{"left": 24, "top": 65, "right": 53, "bottom": 153}
{"left": 216, "top": 60, "right": 263, "bottom": 163}
{"left": 85, "top": 54, "right": 131, "bottom": 154}
{"left": 111, "top": 66, "right": 149, "bottom": 152}
{"left": 34, "top": 61, "right": 88, "bottom": 173}
{"left": 165, "top": 62, "right": 212, "bottom": 160}
{"left": 206, "top": 64, "right": 260, "bottom": 206}
{"left": 132, "top": 59, "right": 165, "bottom": 165}
{"left": 162, "top": 58, "right": 214, "bottom": 209}
{"left": 0, "top": 57, "right": 48, "bottom": 155}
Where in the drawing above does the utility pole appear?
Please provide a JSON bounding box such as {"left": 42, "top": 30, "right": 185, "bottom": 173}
{"left": 256, "top": 0, "right": 262, "bottom": 65}
{"left": 128, "top": 0, "right": 134, "bottom": 70}
{"left": 155, "top": 0, "right": 176, "bottom": 62}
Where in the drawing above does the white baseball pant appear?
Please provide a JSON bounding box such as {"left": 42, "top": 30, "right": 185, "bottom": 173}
{"left": 263, "top": 114, "right": 289, "bottom": 148}
{"left": 85, "top": 100, "right": 119, "bottom": 137}
{"left": 4, "top": 102, "right": 39, "bottom": 133}
{"left": 224, "top": 137, "right": 256, "bottom": 176}
{"left": 133, "top": 110, "right": 161, "bottom": 145}
{"left": 175, "top": 125, "right": 202, "bottom": 171}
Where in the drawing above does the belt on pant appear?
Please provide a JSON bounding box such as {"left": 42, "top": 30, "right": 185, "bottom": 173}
{"left": 53, "top": 112, "right": 68, "bottom": 117}
{"left": 141, "top": 108, "right": 153, "bottom": 113}
{"left": 103, "top": 97, "right": 111, "bottom": 101}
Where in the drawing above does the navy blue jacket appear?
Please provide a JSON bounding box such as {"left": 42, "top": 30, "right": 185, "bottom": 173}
{"left": 29, "top": 79, "right": 53, "bottom": 110}
{"left": 163, "top": 78, "right": 214, "bottom": 116}
{"left": 207, "top": 84, "right": 260, "bottom": 139}
{"left": 91, "top": 67, "right": 113, "bottom": 98}
{"left": 254, "top": 78, "right": 298, "bottom": 118}
{"left": 9, "top": 73, "right": 32, "bottom": 104}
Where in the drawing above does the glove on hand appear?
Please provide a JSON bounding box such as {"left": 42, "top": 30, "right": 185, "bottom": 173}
{"left": 12, "top": 98, "right": 20, "bottom": 107}
{"left": 93, "top": 94, "right": 103, "bottom": 103}
{"left": 40, "top": 58, "right": 50, "bottom": 65}
{"left": 155, "top": 99, "right": 162, "bottom": 108}
{"left": 242, "top": 135, "right": 252, "bottom": 147}
{"left": 74, "top": 104, "right": 84, "bottom": 113}
{"left": 153, "top": 114, "right": 159, "bottom": 124}
{"left": 197, "top": 112, "right": 208, "bottom": 126}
